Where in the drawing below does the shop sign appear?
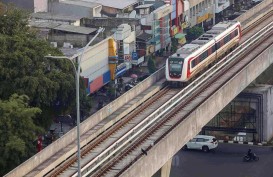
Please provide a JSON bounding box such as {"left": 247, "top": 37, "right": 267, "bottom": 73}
{"left": 124, "top": 54, "right": 131, "bottom": 61}
{"left": 115, "top": 63, "right": 127, "bottom": 77}
{"left": 197, "top": 13, "right": 209, "bottom": 24}
{"left": 154, "top": 5, "right": 172, "bottom": 19}
{"left": 132, "top": 52, "right": 138, "bottom": 60}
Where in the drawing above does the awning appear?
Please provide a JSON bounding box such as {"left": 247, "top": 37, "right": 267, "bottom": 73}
{"left": 175, "top": 33, "right": 186, "bottom": 39}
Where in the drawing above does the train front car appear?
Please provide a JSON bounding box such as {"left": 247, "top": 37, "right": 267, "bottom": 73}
{"left": 166, "top": 43, "right": 201, "bottom": 86}
{"left": 166, "top": 53, "right": 186, "bottom": 87}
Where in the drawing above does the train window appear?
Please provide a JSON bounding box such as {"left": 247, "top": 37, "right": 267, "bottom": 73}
{"left": 201, "top": 51, "right": 208, "bottom": 61}
{"left": 191, "top": 59, "right": 196, "bottom": 68}
{"left": 169, "top": 57, "right": 183, "bottom": 72}
{"left": 216, "top": 42, "right": 220, "bottom": 50}
{"left": 235, "top": 29, "right": 238, "bottom": 36}
{"left": 230, "top": 33, "right": 234, "bottom": 39}
{"left": 224, "top": 36, "right": 229, "bottom": 44}
{"left": 212, "top": 45, "right": 216, "bottom": 53}
{"left": 196, "top": 56, "right": 200, "bottom": 64}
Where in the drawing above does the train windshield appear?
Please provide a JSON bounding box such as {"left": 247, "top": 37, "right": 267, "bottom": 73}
{"left": 169, "top": 57, "right": 184, "bottom": 73}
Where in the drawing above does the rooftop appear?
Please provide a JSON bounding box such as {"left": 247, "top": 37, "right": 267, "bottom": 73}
{"left": 29, "top": 21, "right": 61, "bottom": 29}
{"left": 31, "top": 12, "right": 82, "bottom": 22}
{"left": 135, "top": 4, "right": 153, "bottom": 9}
{"left": 60, "top": 47, "right": 81, "bottom": 58}
{"left": 60, "top": 0, "right": 101, "bottom": 8}
{"left": 29, "top": 22, "right": 97, "bottom": 34}
{"left": 54, "top": 24, "right": 97, "bottom": 34}
{"left": 212, "top": 21, "right": 237, "bottom": 30}
{"left": 82, "top": 0, "right": 138, "bottom": 9}
{"left": 136, "top": 32, "right": 153, "bottom": 41}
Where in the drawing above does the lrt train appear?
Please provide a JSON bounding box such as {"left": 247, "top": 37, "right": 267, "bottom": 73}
{"left": 166, "top": 21, "right": 242, "bottom": 85}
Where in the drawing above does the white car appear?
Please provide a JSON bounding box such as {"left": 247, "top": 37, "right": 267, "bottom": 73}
{"left": 183, "top": 135, "right": 218, "bottom": 152}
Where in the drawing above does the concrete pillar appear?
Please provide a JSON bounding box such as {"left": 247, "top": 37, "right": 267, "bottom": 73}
{"left": 160, "top": 157, "right": 172, "bottom": 177}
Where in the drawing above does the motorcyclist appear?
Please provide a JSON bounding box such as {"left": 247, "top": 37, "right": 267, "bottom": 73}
{"left": 247, "top": 148, "right": 253, "bottom": 159}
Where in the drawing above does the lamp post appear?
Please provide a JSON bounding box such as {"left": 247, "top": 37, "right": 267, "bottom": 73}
{"left": 45, "top": 27, "right": 104, "bottom": 177}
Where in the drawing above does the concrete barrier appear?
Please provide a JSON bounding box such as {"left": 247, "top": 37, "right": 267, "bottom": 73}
{"left": 5, "top": 68, "right": 165, "bottom": 177}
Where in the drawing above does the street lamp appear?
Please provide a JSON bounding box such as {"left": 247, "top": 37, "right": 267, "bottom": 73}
{"left": 45, "top": 27, "right": 104, "bottom": 177}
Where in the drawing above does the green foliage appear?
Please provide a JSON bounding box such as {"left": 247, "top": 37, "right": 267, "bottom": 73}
{"left": 0, "top": 8, "right": 87, "bottom": 129}
{"left": 0, "top": 8, "right": 93, "bottom": 173}
{"left": 147, "top": 56, "right": 157, "bottom": 74}
{"left": 186, "top": 26, "right": 204, "bottom": 42}
{"left": 0, "top": 94, "right": 43, "bottom": 176}
{"left": 171, "top": 37, "right": 178, "bottom": 52}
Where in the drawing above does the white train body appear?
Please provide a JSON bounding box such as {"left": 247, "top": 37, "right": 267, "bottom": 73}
{"left": 166, "top": 21, "right": 242, "bottom": 83}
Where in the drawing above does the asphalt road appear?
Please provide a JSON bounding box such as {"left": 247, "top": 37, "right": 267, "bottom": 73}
{"left": 168, "top": 143, "right": 273, "bottom": 177}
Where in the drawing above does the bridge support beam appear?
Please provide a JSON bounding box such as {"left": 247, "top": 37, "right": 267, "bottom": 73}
{"left": 160, "top": 157, "right": 172, "bottom": 177}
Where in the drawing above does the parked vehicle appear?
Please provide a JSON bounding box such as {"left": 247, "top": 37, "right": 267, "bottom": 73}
{"left": 183, "top": 135, "right": 218, "bottom": 152}
{"left": 243, "top": 153, "right": 259, "bottom": 162}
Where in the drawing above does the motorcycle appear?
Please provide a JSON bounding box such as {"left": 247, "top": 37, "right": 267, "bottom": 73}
{"left": 243, "top": 153, "right": 259, "bottom": 162}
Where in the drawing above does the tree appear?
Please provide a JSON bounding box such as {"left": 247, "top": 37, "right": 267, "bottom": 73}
{"left": 0, "top": 8, "right": 91, "bottom": 128}
{"left": 186, "top": 26, "right": 204, "bottom": 42}
{"left": 0, "top": 94, "right": 43, "bottom": 176}
{"left": 147, "top": 55, "right": 157, "bottom": 74}
{"left": 171, "top": 37, "right": 178, "bottom": 52}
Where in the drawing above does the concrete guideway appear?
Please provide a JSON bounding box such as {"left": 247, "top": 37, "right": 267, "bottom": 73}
{"left": 93, "top": 19, "right": 273, "bottom": 177}
{"left": 120, "top": 25, "right": 273, "bottom": 177}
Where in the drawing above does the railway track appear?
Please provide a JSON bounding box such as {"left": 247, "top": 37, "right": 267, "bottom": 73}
{"left": 43, "top": 7, "right": 273, "bottom": 177}
{"left": 93, "top": 21, "right": 273, "bottom": 177}
{"left": 241, "top": 9, "right": 273, "bottom": 43}
{"left": 46, "top": 86, "right": 181, "bottom": 176}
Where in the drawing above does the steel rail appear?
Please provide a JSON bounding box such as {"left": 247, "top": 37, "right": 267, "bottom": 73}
{"left": 46, "top": 87, "right": 173, "bottom": 177}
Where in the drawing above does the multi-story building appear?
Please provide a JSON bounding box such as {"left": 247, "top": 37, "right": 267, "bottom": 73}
{"left": 143, "top": 4, "right": 172, "bottom": 53}
{"left": 183, "top": 0, "right": 214, "bottom": 30}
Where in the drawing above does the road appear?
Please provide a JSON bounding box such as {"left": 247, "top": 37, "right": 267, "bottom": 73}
{"left": 169, "top": 143, "right": 273, "bottom": 177}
